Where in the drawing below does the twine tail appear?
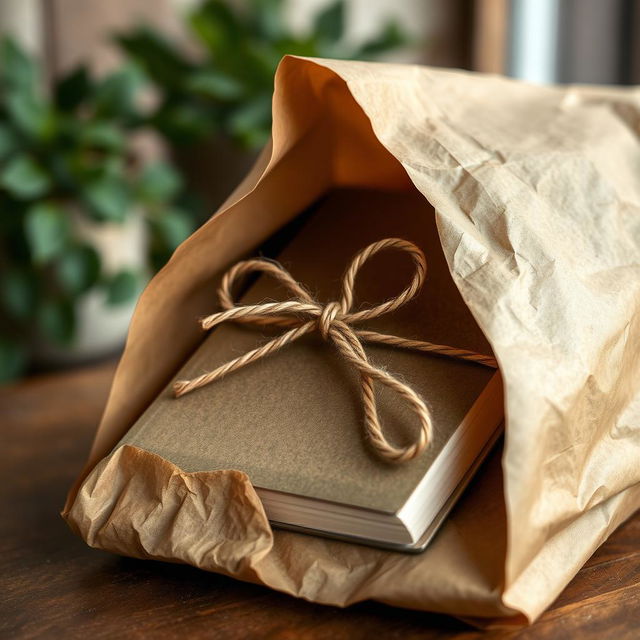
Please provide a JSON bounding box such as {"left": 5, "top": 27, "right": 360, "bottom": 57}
{"left": 355, "top": 330, "right": 498, "bottom": 368}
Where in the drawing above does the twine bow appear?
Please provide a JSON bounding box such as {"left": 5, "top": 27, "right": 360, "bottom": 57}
{"left": 174, "top": 238, "right": 497, "bottom": 463}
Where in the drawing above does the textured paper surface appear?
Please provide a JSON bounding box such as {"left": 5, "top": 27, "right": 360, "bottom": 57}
{"left": 120, "top": 188, "right": 498, "bottom": 514}
{"left": 63, "top": 57, "right": 640, "bottom": 624}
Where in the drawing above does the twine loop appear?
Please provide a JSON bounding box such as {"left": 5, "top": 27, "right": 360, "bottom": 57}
{"left": 174, "top": 238, "right": 497, "bottom": 464}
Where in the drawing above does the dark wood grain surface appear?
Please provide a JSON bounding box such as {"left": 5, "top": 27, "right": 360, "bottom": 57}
{"left": 1, "top": 361, "right": 638, "bottom": 639}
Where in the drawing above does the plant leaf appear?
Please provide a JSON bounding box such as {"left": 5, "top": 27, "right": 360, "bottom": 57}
{"left": 55, "top": 65, "right": 92, "bottom": 111}
{"left": 152, "top": 103, "right": 215, "bottom": 144}
{"left": 250, "top": 0, "right": 286, "bottom": 40}
{"left": 152, "top": 207, "right": 194, "bottom": 250}
{"left": 5, "top": 90, "right": 55, "bottom": 141}
{"left": 93, "top": 65, "right": 143, "bottom": 119}
{"left": 1, "top": 155, "right": 51, "bottom": 199}
{"left": 83, "top": 175, "right": 131, "bottom": 222}
{"left": 79, "top": 121, "right": 125, "bottom": 151}
{"left": 24, "top": 202, "right": 70, "bottom": 263}
{"left": 314, "top": 1, "right": 345, "bottom": 44}
{"left": 189, "top": 0, "right": 241, "bottom": 59}
{"left": 55, "top": 244, "right": 101, "bottom": 295}
{"left": 0, "top": 37, "right": 38, "bottom": 92}
{"left": 0, "top": 124, "right": 18, "bottom": 160}
{"left": 185, "top": 70, "right": 245, "bottom": 101}
{"left": 117, "top": 28, "right": 191, "bottom": 90}
{"left": 227, "top": 93, "right": 273, "bottom": 148}
{"left": 37, "top": 298, "right": 75, "bottom": 345}
{"left": 0, "top": 337, "right": 28, "bottom": 383}
{"left": 104, "top": 268, "right": 139, "bottom": 306}
{"left": 138, "top": 162, "right": 182, "bottom": 203}
{"left": 0, "top": 269, "right": 37, "bottom": 319}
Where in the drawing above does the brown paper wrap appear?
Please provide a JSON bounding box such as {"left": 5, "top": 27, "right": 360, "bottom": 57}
{"left": 63, "top": 57, "right": 640, "bottom": 624}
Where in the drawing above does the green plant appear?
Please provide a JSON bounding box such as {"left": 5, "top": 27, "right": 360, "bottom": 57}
{"left": 0, "top": 38, "right": 196, "bottom": 382}
{"left": 118, "top": 0, "right": 408, "bottom": 149}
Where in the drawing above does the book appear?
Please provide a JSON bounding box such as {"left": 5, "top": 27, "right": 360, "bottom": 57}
{"left": 118, "top": 188, "right": 504, "bottom": 552}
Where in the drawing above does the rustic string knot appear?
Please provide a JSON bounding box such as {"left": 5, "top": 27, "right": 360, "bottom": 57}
{"left": 318, "top": 300, "right": 342, "bottom": 340}
{"left": 174, "top": 237, "right": 497, "bottom": 464}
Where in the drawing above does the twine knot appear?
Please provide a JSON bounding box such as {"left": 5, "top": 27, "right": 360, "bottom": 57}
{"left": 318, "top": 300, "right": 343, "bottom": 340}
{"left": 174, "top": 238, "right": 497, "bottom": 464}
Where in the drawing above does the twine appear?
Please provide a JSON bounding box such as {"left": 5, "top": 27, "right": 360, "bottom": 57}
{"left": 174, "top": 238, "right": 498, "bottom": 463}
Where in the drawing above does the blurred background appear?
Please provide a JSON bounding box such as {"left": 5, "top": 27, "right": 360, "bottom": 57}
{"left": 1, "top": 0, "right": 639, "bottom": 383}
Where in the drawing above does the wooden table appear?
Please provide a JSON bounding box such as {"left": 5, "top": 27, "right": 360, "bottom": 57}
{"left": 2, "top": 361, "right": 638, "bottom": 639}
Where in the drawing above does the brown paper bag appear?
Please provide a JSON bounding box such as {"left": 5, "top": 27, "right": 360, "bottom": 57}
{"left": 63, "top": 57, "right": 640, "bottom": 625}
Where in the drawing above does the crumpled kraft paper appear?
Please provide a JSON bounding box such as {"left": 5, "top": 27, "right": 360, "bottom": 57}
{"left": 63, "top": 57, "right": 640, "bottom": 624}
